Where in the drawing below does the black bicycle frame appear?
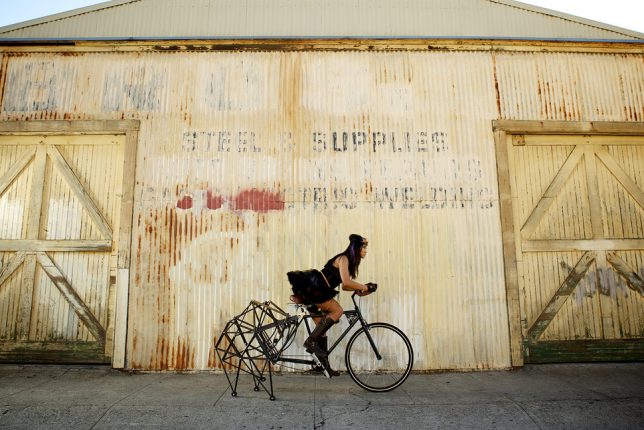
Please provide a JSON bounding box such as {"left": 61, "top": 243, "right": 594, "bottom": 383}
{"left": 278, "top": 292, "right": 382, "bottom": 367}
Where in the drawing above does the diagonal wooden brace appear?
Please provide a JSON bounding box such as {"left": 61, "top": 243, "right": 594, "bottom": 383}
{"left": 528, "top": 251, "right": 596, "bottom": 342}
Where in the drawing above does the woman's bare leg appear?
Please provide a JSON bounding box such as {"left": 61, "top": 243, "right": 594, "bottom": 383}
{"left": 315, "top": 299, "right": 343, "bottom": 322}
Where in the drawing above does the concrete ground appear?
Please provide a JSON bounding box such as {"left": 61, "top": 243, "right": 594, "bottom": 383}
{"left": 0, "top": 363, "right": 642, "bottom": 429}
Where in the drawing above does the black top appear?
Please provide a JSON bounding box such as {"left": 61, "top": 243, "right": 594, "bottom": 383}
{"left": 321, "top": 255, "right": 343, "bottom": 288}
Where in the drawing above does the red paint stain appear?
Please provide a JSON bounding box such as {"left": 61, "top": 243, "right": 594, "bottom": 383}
{"left": 205, "top": 190, "right": 224, "bottom": 210}
{"left": 174, "top": 188, "right": 284, "bottom": 212}
{"left": 231, "top": 189, "right": 285, "bottom": 212}
{"left": 176, "top": 195, "right": 193, "bottom": 209}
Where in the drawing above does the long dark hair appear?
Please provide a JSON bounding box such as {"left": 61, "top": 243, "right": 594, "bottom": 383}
{"left": 327, "top": 234, "right": 366, "bottom": 279}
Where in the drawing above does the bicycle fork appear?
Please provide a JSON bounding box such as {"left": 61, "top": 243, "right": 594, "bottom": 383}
{"left": 328, "top": 310, "right": 383, "bottom": 360}
{"left": 351, "top": 311, "right": 383, "bottom": 360}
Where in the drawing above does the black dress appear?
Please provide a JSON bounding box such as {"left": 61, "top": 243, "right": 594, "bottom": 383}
{"left": 287, "top": 254, "right": 343, "bottom": 305}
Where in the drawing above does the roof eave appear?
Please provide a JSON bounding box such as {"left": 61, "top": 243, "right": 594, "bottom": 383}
{"left": 1, "top": 36, "right": 643, "bottom": 47}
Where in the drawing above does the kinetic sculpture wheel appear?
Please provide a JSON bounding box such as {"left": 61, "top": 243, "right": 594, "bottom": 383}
{"left": 215, "top": 300, "right": 300, "bottom": 400}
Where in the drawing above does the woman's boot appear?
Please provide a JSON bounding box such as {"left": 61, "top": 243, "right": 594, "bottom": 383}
{"left": 318, "top": 337, "right": 340, "bottom": 377}
{"left": 303, "top": 317, "right": 335, "bottom": 357}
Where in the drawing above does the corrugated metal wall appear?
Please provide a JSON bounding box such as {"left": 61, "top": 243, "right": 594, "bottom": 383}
{"left": 494, "top": 52, "right": 644, "bottom": 122}
{"left": 0, "top": 48, "right": 642, "bottom": 370}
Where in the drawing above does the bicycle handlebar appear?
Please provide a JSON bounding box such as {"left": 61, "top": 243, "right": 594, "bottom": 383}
{"left": 351, "top": 283, "right": 377, "bottom": 306}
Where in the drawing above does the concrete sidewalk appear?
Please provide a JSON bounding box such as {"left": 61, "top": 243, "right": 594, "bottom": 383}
{"left": 0, "top": 363, "right": 642, "bottom": 429}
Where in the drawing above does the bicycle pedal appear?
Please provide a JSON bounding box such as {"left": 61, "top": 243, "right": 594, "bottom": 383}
{"left": 310, "top": 353, "right": 322, "bottom": 366}
{"left": 310, "top": 354, "right": 331, "bottom": 379}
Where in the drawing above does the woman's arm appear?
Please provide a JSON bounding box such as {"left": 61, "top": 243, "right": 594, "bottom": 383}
{"left": 336, "top": 256, "right": 369, "bottom": 293}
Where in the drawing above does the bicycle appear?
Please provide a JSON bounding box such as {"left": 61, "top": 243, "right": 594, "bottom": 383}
{"left": 215, "top": 290, "right": 414, "bottom": 399}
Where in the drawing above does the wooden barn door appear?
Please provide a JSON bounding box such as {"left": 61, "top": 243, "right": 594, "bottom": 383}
{"left": 0, "top": 135, "right": 124, "bottom": 363}
{"left": 496, "top": 122, "right": 644, "bottom": 364}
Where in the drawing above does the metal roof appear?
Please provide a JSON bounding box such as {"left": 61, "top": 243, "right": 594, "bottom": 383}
{"left": 0, "top": 0, "right": 643, "bottom": 42}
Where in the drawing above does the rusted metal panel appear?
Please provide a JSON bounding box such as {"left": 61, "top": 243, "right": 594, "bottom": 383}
{"left": 1, "top": 0, "right": 642, "bottom": 41}
{"left": 112, "top": 51, "right": 509, "bottom": 371}
{"left": 493, "top": 52, "right": 644, "bottom": 122}
{"left": 0, "top": 48, "right": 642, "bottom": 370}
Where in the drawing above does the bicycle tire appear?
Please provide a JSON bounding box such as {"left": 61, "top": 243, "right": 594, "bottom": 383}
{"left": 345, "top": 322, "right": 413, "bottom": 392}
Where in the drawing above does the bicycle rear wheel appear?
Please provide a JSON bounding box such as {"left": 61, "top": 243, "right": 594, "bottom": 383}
{"left": 345, "top": 322, "right": 413, "bottom": 392}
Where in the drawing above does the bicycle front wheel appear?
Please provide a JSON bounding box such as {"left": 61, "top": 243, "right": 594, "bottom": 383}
{"left": 345, "top": 322, "right": 413, "bottom": 392}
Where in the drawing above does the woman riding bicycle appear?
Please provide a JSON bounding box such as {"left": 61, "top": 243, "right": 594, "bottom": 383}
{"left": 287, "top": 234, "right": 377, "bottom": 376}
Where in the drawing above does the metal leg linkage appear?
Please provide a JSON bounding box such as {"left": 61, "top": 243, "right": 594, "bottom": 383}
{"left": 215, "top": 300, "right": 300, "bottom": 401}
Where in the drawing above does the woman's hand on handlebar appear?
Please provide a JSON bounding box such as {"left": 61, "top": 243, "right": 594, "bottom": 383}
{"left": 355, "top": 282, "right": 377, "bottom": 297}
